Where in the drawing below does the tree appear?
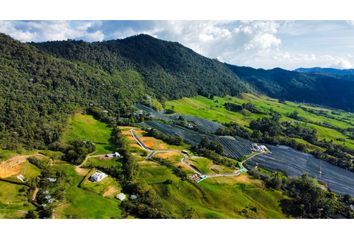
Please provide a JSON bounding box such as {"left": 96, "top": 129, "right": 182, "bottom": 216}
{"left": 25, "top": 210, "right": 38, "bottom": 219}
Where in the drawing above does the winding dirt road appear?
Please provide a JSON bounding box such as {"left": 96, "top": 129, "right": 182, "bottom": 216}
{"left": 130, "top": 128, "right": 242, "bottom": 181}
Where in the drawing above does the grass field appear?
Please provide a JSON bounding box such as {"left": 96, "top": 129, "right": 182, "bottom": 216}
{"left": 0, "top": 181, "right": 36, "bottom": 218}
{"left": 84, "top": 156, "right": 123, "bottom": 169}
{"left": 52, "top": 163, "right": 122, "bottom": 219}
{"left": 137, "top": 161, "right": 286, "bottom": 218}
{"left": 188, "top": 157, "right": 234, "bottom": 175}
{"left": 20, "top": 162, "right": 41, "bottom": 179}
{"left": 63, "top": 113, "right": 114, "bottom": 154}
{"left": 166, "top": 93, "right": 354, "bottom": 150}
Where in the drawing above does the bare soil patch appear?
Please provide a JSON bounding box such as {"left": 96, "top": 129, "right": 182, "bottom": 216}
{"left": 103, "top": 186, "right": 118, "bottom": 197}
{"left": 0, "top": 154, "right": 42, "bottom": 178}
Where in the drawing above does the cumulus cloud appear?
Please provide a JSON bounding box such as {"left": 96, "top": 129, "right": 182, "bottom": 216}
{"left": 0, "top": 20, "right": 104, "bottom": 42}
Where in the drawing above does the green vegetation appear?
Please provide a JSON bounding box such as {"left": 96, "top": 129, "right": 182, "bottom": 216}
{"left": 52, "top": 163, "right": 122, "bottom": 219}
{"left": 0, "top": 181, "right": 36, "bottom": 218}
{"left": 136, "top": 161, "right": 286, "bottom": 218}
{"left": 0, "top": 33, "right": 145, "bottom": 150}
{"left": 63, "top": 113, "right": 114, "bottom": 154}
{"left": 188, "top": 157, "right": 234, "bottom": 175}
{"left": 80, "top": 168, "right": 121, "bottom": 197}
{"left": 119, "top": 126, "right": 287, "bottom": 218}
{"left": 33, "top": 34, "right": 249, "bottom": 101}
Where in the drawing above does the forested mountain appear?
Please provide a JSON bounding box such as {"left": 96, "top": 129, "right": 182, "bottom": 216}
{"left": 227, "top": 64, "right": 354, "bottom": 111}
{"left": 0, "top": 33, "right": 250, "bottom": 149}
{"left": 0, "top": 33, "right": 146, "bottom": 149}
{"left": 32, "top": 34, "right": 250, "bottom": 100}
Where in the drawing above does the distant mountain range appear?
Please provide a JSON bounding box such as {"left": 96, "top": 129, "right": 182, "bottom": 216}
{"left": 295, "top": 67, "right": 354, "bottom": 76}
{"left": 226, "top": 64, "right": 354, "bottom": 111}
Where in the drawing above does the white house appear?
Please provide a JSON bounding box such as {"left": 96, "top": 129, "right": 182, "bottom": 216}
{"left": 105, "top": 152, "right": 122, "bottom": 158}
{"left": 47, "top": 177, "right": 57, "bottom": 183}
{"left": 89, "top": 171, "right": 108, "bottom": 182}
{"left": 116, "top": 193, "right": 126, "bottom": 201}
{"left": 251, "top": 143, "right": 269, "bottom": 152}
{"left": 17, "top": 174, "right": 25, "bottom": 182}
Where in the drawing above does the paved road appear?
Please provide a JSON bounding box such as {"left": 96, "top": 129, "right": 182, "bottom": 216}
{"left": 32, "top": 187, "right": 39, "bottom": 201}
{"left": 130, "top": 129, "right": 152, "bottom": 151}
{"left": 180, "top": 153, "right": 203, "bottom": 175}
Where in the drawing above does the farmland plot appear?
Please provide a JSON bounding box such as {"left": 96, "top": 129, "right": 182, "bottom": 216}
{"left": 214, "top": 136, "right": 252, "bottom": 159}
{"left": 170, "top": 115, "right": 222, "bottom": 134}
{"left": 136, "top": 104, "right": 222, "bottom": 134}
{"left": 139, "top": 121, "right": 253, "bottom": 160}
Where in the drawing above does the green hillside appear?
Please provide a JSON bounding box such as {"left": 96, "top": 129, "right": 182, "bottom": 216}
{"left": 166, "top": 94, "right": 354, "bottom": 171}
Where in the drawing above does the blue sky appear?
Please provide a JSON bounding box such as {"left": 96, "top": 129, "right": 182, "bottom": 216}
{"left": 1, "top": 20, "right": 354, "bottom": 70}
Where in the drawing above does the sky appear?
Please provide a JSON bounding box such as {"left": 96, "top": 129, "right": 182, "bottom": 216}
{"left": 1, "top": 20, "right": 354, "bottom": 70}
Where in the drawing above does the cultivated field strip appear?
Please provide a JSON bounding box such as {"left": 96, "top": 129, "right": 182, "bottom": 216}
{"left": 214, "top": 136, "right": 252, "bottom": 159}
{"left": 135, "top": 104, "right": 222, "bottom": 134}
{"left": 170, "top": 114, "right": 222, "bottom": 134}
{"left": 139, "top": 121, "right": 252, "bottom": 160}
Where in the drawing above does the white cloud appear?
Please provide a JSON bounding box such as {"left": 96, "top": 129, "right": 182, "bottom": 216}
{"left": 0, "top": 20, "right": 104, "bottom": 42}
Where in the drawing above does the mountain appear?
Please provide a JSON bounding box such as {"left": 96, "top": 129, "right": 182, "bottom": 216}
{"left": 0, "top": 33, "right": 146, "bottom": 149}
{"left": 0, "top": 33, "right": 250, "bottom": 149}
{"left": 32, "top": 34, "right": 250, "bottom": 100}
{"left": 226, "top": 64, "right": 354, "bottom": 111}
{"left": 295, "top": 67, "right": 354, "bottom": 77}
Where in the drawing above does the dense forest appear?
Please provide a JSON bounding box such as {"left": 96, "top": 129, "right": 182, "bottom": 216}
{"left": 32, "top": 34, "right": 251, "bottom": 100}
{"left": 0, "top": 33, "right": 145, "bottom": 149}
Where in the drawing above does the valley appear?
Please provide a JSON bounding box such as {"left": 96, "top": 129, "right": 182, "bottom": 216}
{"left": 0, "top": 32, "right": 353, "bottom": 219}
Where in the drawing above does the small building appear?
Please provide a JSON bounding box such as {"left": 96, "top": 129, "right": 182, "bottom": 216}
{"left": 104, "top": 152, "right": 122, "bottom": 159}
{"left": 130, "top": 194, "right": 138, "bottom": 200}
{"left": 47, "top": 177, "right": 57, "bottom": 183}
{"left": 17, "top": 174, "right": 25, "bottom": 182}
{"left": 89, "top": 171, "right": 108, "bottom": 182}
{"left": 251, "top": 143, "right": 269, "bottom": 152}
{"left": 116, "top": 193, "right": 126, "bottom": 201}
